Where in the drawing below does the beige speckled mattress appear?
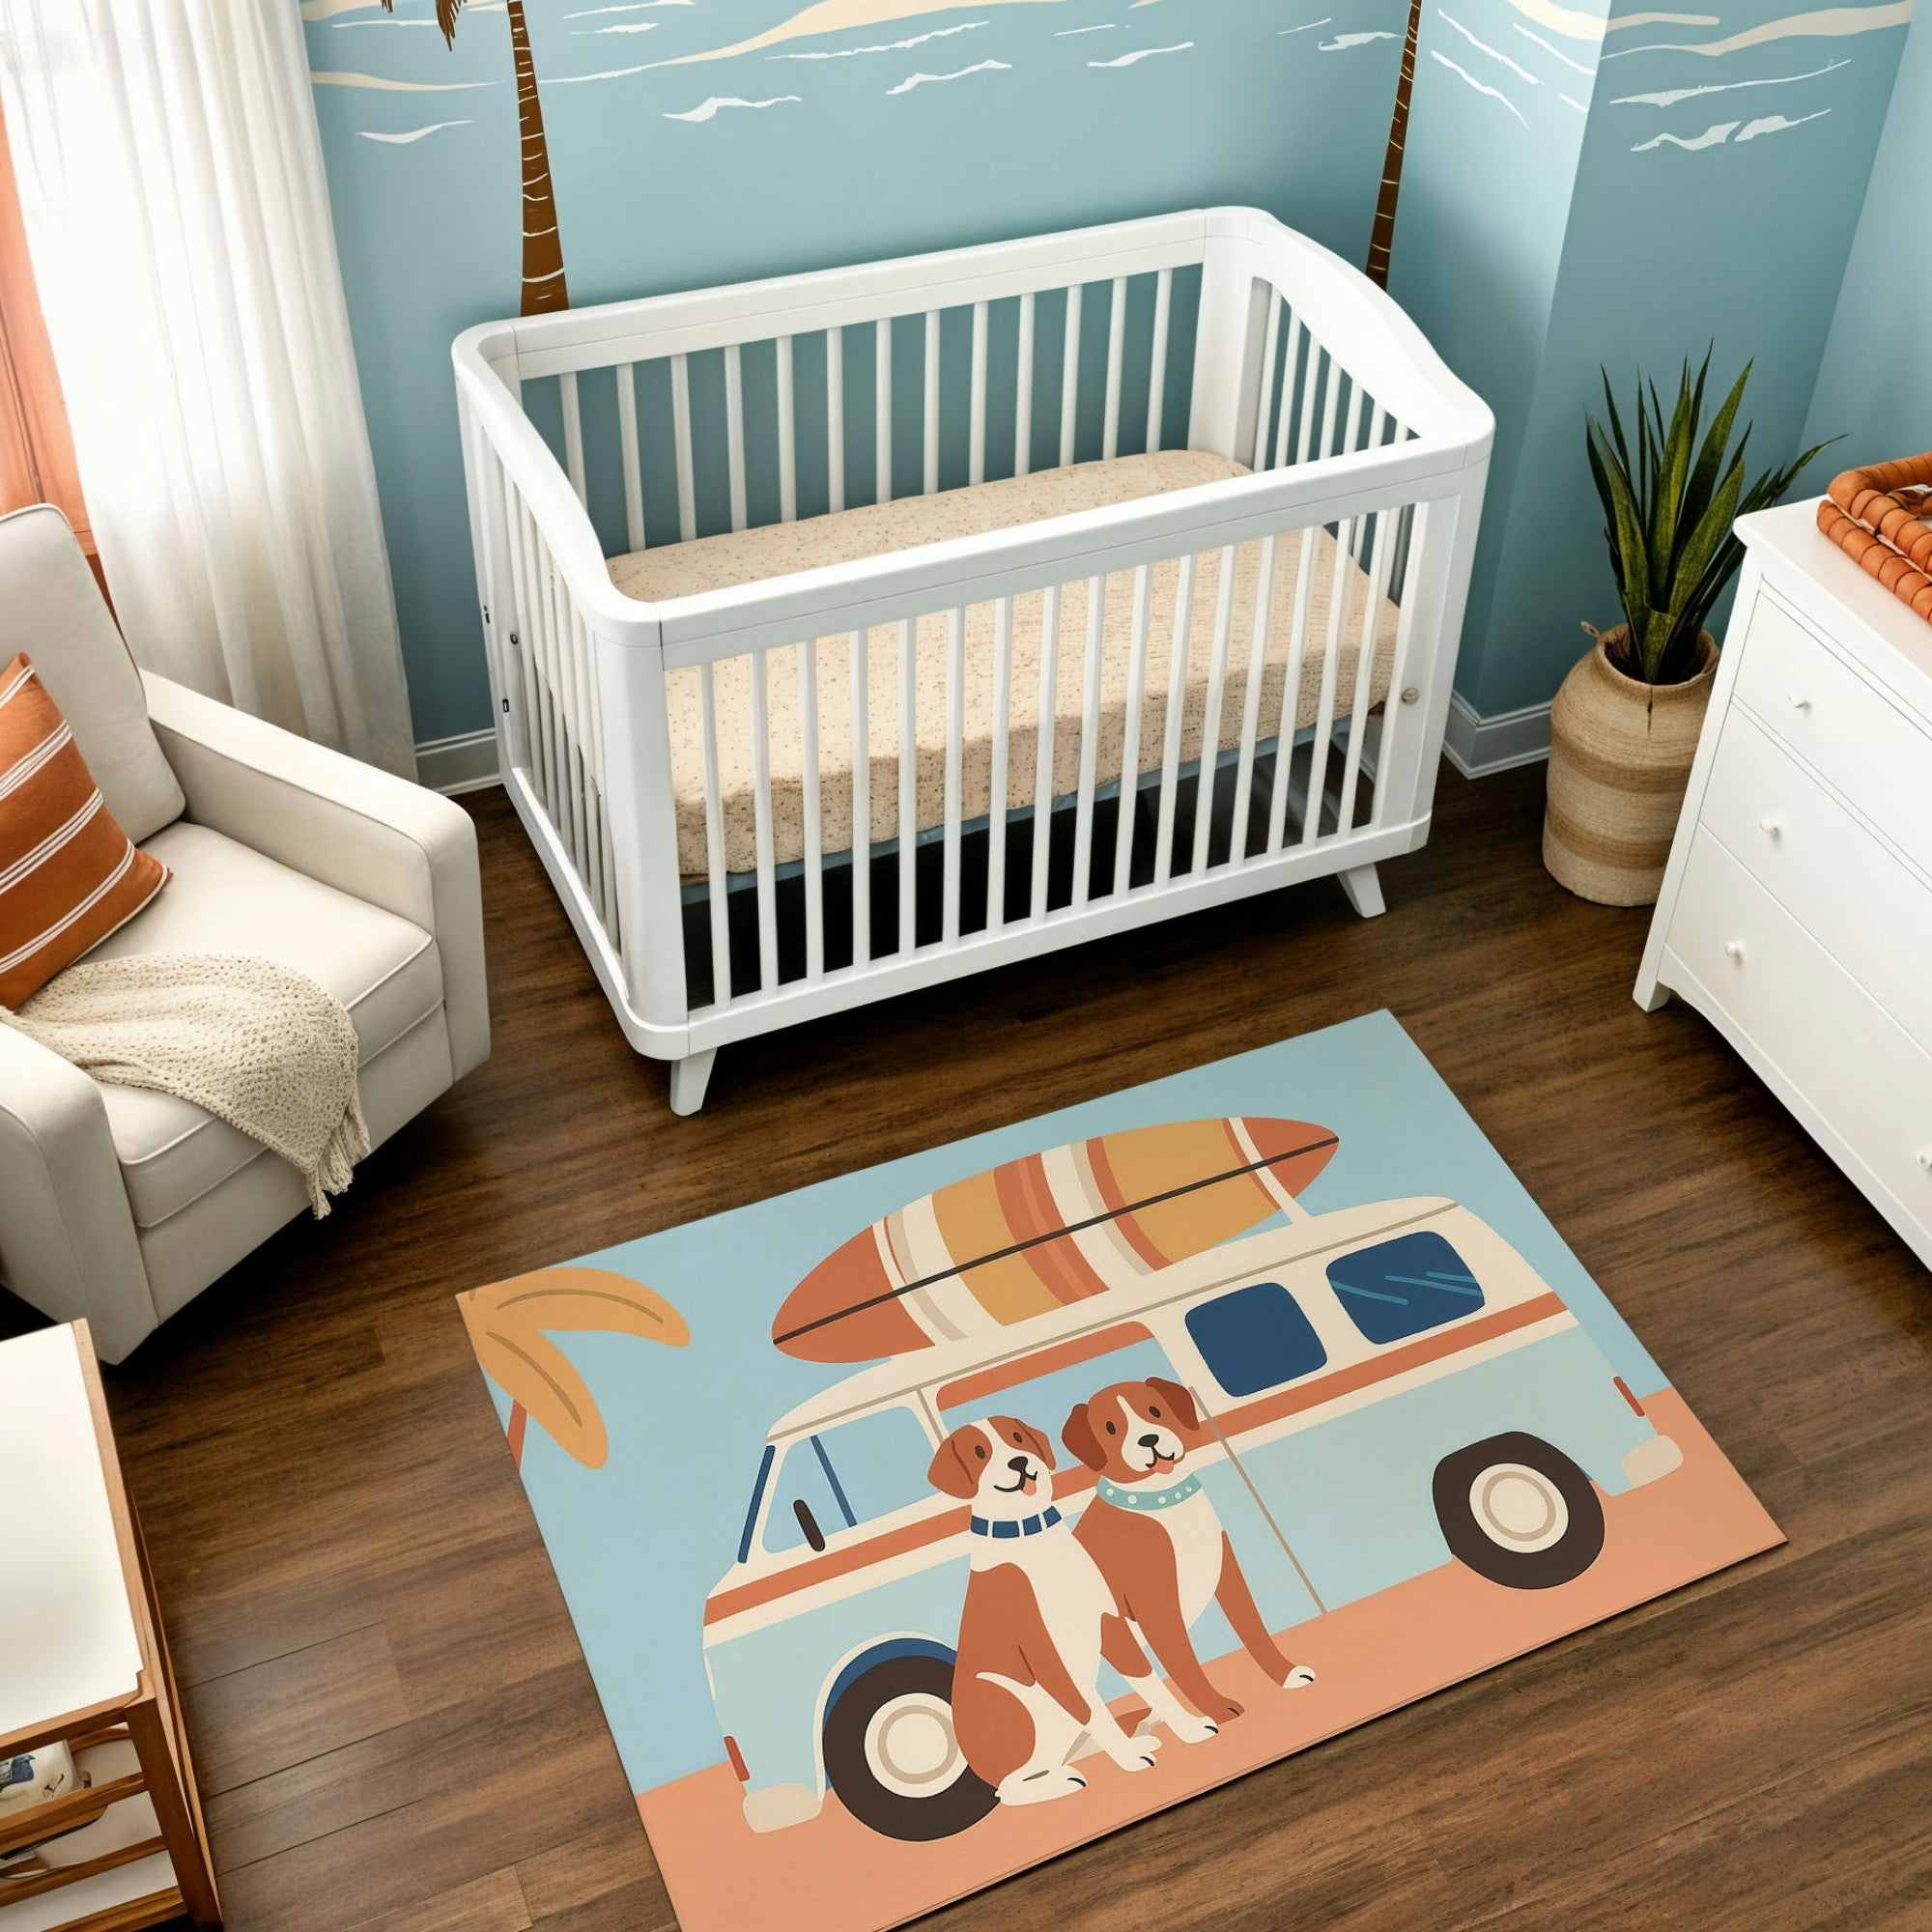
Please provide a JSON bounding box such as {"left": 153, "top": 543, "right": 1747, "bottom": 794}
{"left": 607, "top": 449, "right": 1400, "bottom": 878}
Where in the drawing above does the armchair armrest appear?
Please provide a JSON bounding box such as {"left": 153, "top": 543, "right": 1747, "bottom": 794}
{"left": 0, "top": 1026, "right": 156, "bottom": 1364}
{"left": 142, "top": 673, "right": 490, "bottom": 1081}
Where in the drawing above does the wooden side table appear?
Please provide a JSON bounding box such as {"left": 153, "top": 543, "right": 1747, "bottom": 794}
{"left": 0, "top": 1322, "right": 218, "bottom": 1931}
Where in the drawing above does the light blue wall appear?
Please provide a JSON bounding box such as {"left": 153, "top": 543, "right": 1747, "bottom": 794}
{"left": 1804, "top": 1, "right": 1932, "bottom": 462}
{"left": 303, "top": 0, "right": 1408, "bottom": 746}
{"left": 1388, "top": 0, "right": 1912, "bottom": 716}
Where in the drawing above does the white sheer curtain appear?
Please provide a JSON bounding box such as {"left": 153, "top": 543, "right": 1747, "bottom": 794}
{"left": 0, "top": 0, "right": 417, "bottom": 778}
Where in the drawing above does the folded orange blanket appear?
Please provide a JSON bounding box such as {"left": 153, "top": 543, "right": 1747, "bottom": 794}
{"left": 1817, "top": 453, "right": 1932, "bottom": 623}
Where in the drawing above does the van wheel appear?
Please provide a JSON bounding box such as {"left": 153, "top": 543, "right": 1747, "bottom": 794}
{"left": 823, "top": 1655, "right": 998, "bottom": 1841}
{"left": 1433, "top": 1432, "right": 1605, "bottom": 1588}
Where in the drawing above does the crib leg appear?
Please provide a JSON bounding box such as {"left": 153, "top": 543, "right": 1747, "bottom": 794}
{"left": 1338, "top": 864, "right": 1385, "bottom": 920}
{"left": 668, "top": 1049, "right": 718, "bottom": 1117}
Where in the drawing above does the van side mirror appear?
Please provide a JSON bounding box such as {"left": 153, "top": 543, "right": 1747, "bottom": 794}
{"left": 793, "top": 1498, "right": 827, "bottom": 1552}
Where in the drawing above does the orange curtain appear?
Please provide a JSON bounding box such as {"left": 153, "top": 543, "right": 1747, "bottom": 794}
{"left": 0, "top": 93, "right": 93, "bottom": 554}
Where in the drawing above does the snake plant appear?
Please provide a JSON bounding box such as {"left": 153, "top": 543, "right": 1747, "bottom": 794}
{"left": 1587, "top": 351, "right": 1836, "bottom": 686}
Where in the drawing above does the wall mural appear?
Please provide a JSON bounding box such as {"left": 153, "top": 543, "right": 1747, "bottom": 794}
{"left": 301, "top": 0, "right": 1913, "bottom": 747}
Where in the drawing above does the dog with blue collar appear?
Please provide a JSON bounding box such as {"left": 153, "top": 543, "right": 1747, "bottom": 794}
{"left": 928, "top": 1414, "right": 1164, "bottom": 1808}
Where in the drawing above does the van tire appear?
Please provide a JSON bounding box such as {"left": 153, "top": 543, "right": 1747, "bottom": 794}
{"left": 822, "top": 1654, "right": 998, "bottom": 1840}
{"left": 1433, "top": 1432, "right": 1605, "bottom": 1588}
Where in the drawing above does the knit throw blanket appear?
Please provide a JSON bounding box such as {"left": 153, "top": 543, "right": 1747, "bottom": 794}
{"left": 2, "top": 953, "right": 369, "bottom": 1217}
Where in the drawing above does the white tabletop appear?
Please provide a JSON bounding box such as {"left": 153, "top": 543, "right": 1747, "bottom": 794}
{"left": 0, "top": 1325, "right": 143, "bottom": 1743}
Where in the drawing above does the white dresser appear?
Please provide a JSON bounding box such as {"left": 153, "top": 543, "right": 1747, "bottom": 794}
{"left": 1637, "top": 498, "right": 1932, "bottom": 1270}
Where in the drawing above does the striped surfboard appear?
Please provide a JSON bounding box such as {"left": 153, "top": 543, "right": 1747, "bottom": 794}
{"left": 771, "top": 1116, "right": 1339, "bottom": 1362}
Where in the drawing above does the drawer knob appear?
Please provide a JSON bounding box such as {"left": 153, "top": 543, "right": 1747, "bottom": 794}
{"left": 1759, "top": 815, "right": 1783, "bottom": 838}
{"left": 1918, "top": 1150, "right": 1932, "bottom": 1173}
{"left": 1787, "top": 692, "right": 1813, "bottom": 711}
{"left": 1724, "top": 941, "right": 1746, "bottom": 963}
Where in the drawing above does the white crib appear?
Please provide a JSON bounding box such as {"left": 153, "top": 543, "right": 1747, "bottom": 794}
{"left": 452, "top": 207, "right": 1492, "bottom": 1113}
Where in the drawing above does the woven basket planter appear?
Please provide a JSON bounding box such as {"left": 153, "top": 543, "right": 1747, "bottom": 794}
{"left": 1543, "top": 627, "right": 1717, "bottom": 907}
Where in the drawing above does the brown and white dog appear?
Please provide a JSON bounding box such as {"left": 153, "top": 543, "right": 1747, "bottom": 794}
{"left": 1064, "top": 1378, "right": 1316, "bottom": 1735}
{"left": 929, "top": 1416, "right": 1161, "bottom": 1805}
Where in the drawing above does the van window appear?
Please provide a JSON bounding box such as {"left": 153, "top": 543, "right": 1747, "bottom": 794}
{"left": 1326, "top": 1231, "right": 1485, "bottom": 1344}
{"left": 1186, "top": 1282, "right": 1327, "bottom": 1397}
{"left": 763, "top": 1406, "right": 935, "bottom": 1555}
{"left": 939, "top": 1336, "right": 1178, "bottom": 1462}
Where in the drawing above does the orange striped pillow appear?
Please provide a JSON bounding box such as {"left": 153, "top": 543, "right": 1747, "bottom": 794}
{"left": 0, "top": 652, "right": 169, "bottom": 1009}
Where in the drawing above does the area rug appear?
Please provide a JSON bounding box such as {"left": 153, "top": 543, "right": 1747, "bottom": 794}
{"left": 459, "top": 1010, "right": 1781, "bottom": 1932}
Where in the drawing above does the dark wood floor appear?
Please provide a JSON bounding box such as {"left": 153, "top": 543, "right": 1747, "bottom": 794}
{"left": 9, "top": 761, "right": 1930, "bottom": 1932}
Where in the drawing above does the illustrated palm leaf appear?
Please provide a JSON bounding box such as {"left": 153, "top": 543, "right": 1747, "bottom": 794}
{"left": 1587, "top": 349, "right": 1838, "bottom": 685}
{"left": 460, "top": 1266, "right": 690, "bottom": 1468}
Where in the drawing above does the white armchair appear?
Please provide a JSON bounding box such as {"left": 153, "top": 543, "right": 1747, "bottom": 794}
{"left": 0, "top": 504, "right": 488, "bottom": 1362}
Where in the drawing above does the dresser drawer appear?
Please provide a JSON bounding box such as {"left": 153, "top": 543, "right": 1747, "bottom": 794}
{"left": 1670, "top": 832, "right": 1932, "bottom": 1236}
{"left": 1732, "top": 592, "right": 1932, "bottom": 869}
{"left": 1699, "top": 708, "right": 1932, "bottom": 1046}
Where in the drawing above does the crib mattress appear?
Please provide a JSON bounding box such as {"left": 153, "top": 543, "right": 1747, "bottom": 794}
{"left": 607, "top": 450, "right": 1402, "bottom": 877}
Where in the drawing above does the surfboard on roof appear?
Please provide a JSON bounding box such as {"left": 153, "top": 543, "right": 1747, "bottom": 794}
{"left": 771, "top": 1116, "right": 1339, "bottom": 1363}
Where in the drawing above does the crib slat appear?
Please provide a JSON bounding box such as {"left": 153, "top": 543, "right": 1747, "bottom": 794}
{"left": 514, "top": 505, "right": 559, "bottom": 826}
{"left": 1295, "top": 338, "right": 1323, "bottom": 468}
{"left": 799, "top": 638, "right": 823, "bottom": 980}
{"left": 503, "top": 498, "right": 548, "bottom": 806}
{"left": 1112, "top": 562, "right": 1152, "bottom": 895}
{"left": 897, "top": 617, "right": 917, "bottom": 954}
{"left": 1370, "top": 506, "right": 1418, "bottom": 832}
{"left": 1101, "top": 277, "right": 1126, "bottom": 462}
{"left": 1334, "top": 507, "right": 1396, "bottom": 838}
{"left": 942, "top": 607, "right": 965, "bottom": 943}
{"left": 1274, "top": 319, "right": 1304, "bottom": 469}
{"left": 725, "top": 344, "right": 749, "bottom": 533}
{"left": 671, "top": 354, "right": 697, "bottom": 543}
{"left": 1300, "top": 516, "right": 1357, "bottom": 847}
{"left": 1030, "top": 583, "right": 1062, "bottom": 923}
{"left": 1344, "top": 381, "right": 1368, "bottom": 468}
{"left": 1147, "top": 267, "right": 1173, "bottom": 456}
{"left": 558, "top": 593, "right": 592, "bottom": 887}
{"left": 778, "top": 335, "right": 798, "bottom": 525}
{"left": 987, "top": 595, "right": 1013, "bottom": 932}
{"left": 751, "top": 647, "right": 778, "bottom": 991}
{"left": 1319, "top": 354, "right": 1344, "bottom": 462}
{"left": 969, "top": 300, "right": 989, "bottom": 487}
{"left": 1058, "top": 284, "right": 1082, "bottom": 469}
{"left": 616, "top": 363, "right": 645, "bottom": 552}
{"left": 1014, "top": 293, "right": 1036, "bottom": 478}
{"left": 1230, "top": 533, "right": 1278, "bottom": 864}
{"left": 559, "top": 371, "right": 586, "bottom": 507}
{"left": 850, "top": 628, "right": 870, "bottom": 968}
{"left": 1190, "top": 545, "right": 1238, "bottom": 876}
{"left": 1151, "top": 552, "right": 1195, "bottom": 886}
{"left": 1265, "top": 524, "right": 1322, "bottom": 854}
{"left": 1253, "top": 295, "right": 1282, "bottom": 473}
{"left": 875, "top": 317, "right": 893, "bottom": 504}
{"left": 1071, "top": 574, "right": 1106, "bottom": 905}
{"left": 923, "top": 309, "right": 941, "bottom": 497}
{"left": 827, "top": 326, "right": 846, "bottom": 513}
{"left": 699, "top": 661, "right": 730, "bottom": 1008}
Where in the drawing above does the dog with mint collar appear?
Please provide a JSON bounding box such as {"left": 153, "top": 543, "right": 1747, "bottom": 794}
{"left": 928, "top": 1415, "right": 1161, "bottom": 1806}
{"left": 1064, "top": 1377, "right": 1316, "bottom": 1736}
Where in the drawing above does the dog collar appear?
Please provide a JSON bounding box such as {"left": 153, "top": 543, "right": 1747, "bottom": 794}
{"left": 970, "top": 1506, "right": 1063, "bottom": 1539}
{"left": 1097, "top": 1472, "right": 1202, "bottom": 1512}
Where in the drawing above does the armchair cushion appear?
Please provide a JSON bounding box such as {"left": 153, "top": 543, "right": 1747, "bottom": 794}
{"left": 0, "top": 507, "right": 184, "bottom": 842}
{"left": 89, "top": 821, "right": 445, "bottom": 1230}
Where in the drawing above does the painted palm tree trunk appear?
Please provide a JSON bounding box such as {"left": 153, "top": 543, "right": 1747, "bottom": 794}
{"left": 1366, "top": 0, "right": 1425, "bottom": 288}
{"left": 505, "top": 0, "right": 569, "bottom": 315}
{"left": 387, "top": 0, "right": 570, "bottom": 316}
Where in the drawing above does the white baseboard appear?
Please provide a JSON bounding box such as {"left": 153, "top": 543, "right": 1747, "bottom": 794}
{"left": 414, "top": 727, "right": 502, "bottom": 796}
{"left": 1442, "top": 692, "right": 1552, "bottom": 778}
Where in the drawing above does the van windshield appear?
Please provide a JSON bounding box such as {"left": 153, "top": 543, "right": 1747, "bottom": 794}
{"left": 758, "top": 1405, "right": 937, "bottom": 1557}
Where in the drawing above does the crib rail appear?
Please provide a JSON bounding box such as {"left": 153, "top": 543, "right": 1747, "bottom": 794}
{"left": 452, "top": 207, "right": 1491, "bottom": 1084}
